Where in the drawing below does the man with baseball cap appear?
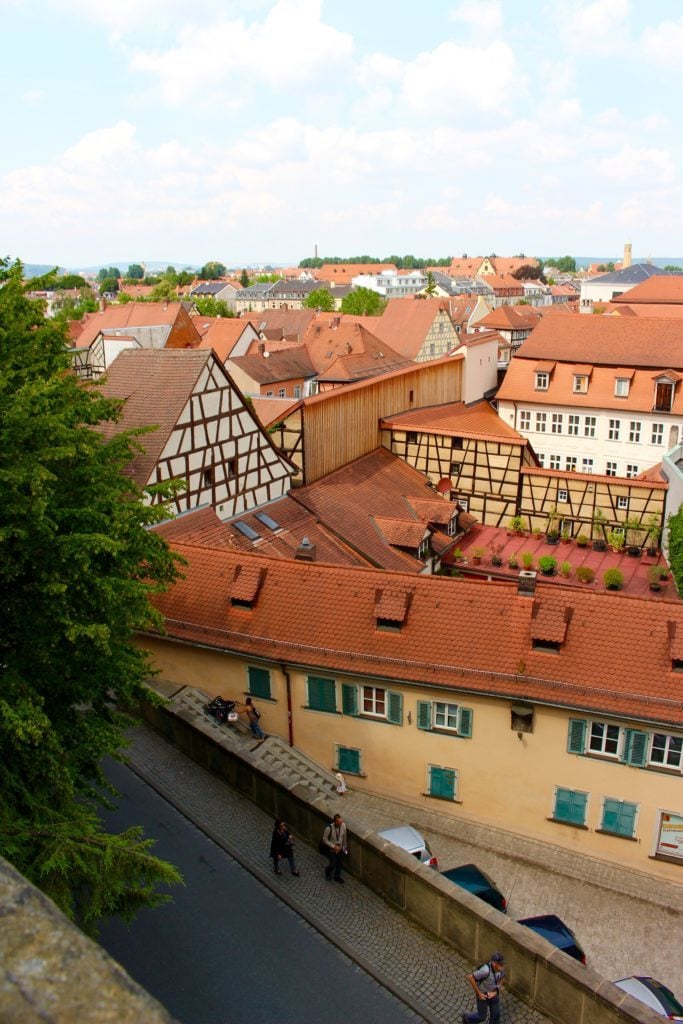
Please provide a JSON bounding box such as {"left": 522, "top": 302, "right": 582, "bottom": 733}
{"left": 462, "top": 951, "right": 505, "bottom": 1023}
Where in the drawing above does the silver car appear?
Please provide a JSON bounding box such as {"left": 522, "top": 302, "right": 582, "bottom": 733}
{"left": 614, "top": 977, "right": 683, "bottom": 1020}
{"left": 377, "top": 825, "right": 438, "bottom": 868}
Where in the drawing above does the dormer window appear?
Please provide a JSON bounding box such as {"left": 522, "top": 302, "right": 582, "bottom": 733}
{"left": 535, "top": 371, "right": 549, "bottom": 390}
{"left": 573, "top": 374, "right": 588, "bottom": 394}
{"left": 654, "top": 379, "right": 675, "bottom": 412}
{"left": 615, "top": 377, "right": 630, "bottom": 398}
{"left": 418, "top": 537, "right": 430, "bottom": 560}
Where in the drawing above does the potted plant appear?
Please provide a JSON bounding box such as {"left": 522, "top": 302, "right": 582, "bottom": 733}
{"left": 647, "top": 565, "right": 668, "bottom": 592}
{"left": 607, "top": 530, "right": 625, "bottom": 553}
{"left": 471, "top": 546, "right": 485, "bottom": 565}
{"left": 507, "top": 515, "right": 525, "bottom": 536}
{"left": 560, "top": 561, "right": 572, "bottom": 578}
{"left": 532, "top": 527, "right": 543, "bottom": 539}
{"left": 508, "top": 553, "right": 519, "bottom": 569}
{"left": 592, "top": 509, "right": 607, "bottom": 551}
{"left": 546, "top": 506, "right": 560, "bottom": 544}
{"left": 624, "top": 516, "right": 643, "bottom": 557}
{"left": 538, "top": 555, "right": 557, "bottom": 576}
{"left": 645, "top": 515, "right": 662, "bottom": 557}
{"left": 452, "top": 547, "right": 464, "bottom": 562}
{"left": 576, "top": 566, "right": 595, "bottom": 583}
{"left": 521, "top": 551, "right": 534, "bottom": 570}
{"left": 489, "top": 543, "right": 504, "bottom": 567}
{"left": 561, "top": 526, "right": 571, "bottom": 543}
{"left": 603, "top": 567, "right": 624, "bottom": 591}
{"left": 576, "top": 532, "right": 589, "bottom": 548}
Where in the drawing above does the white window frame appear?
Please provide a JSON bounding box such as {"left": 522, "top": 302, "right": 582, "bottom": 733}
{"left": 535, "top": 412, "right": 547, "bottom": 432}
{"left": 535, "top": 371, "right": 549, "bottom": 390}
{"left": 558, "top": 488, "right": 568, "bottom": 502}
{"left": 549, "top": 454, "right": 561, "bottom": 470}
{"left": 649, "top": 733, "right": 683, "bottom": 770}
{"left": 651, "top": 422, "right": 664, "bottom": 445}
{"left": 606, "top": 461, "right": 617, "bottom": 476}
{"left": 433, "top": 701, "right": 460, "bottom": 732}
{"left": 588, "top": 721, "right": 621, "bottom": 758}
{"left": 629, "top": 420, "right": 641, "bottom": 443}
{"left": 616, "top": 496, "right": 628, "bottom": 510}
{"left": 608, "top": 419, "right": 620, "bottom": 441}
{"left": 565, "top": 456, "right": 577, "bottom": 472}
{"left": 584, "top": 416, "right": 596, "bottom": 438}
{"left": 362, "top": 685, "right": 387, "bottom": 719}
{"left": 573, "top": 374, "right": 588, "bottom": 393}
{"left": 551, "top": 413, "right": 563, "bottom": 434}
{"left": 582, "top": 458, "right": 594, "bottom": 474}
{"left": 568, "top": 414, "right": 580, "bottom": 436}
{"left": 626, "top": 464, "right": 639, "bottom": 479}
{"left": 614, "top": 378, "right": 630, "bottom": 398}
{"left": 519, "top": 410, "right": 531, "bottom": 431}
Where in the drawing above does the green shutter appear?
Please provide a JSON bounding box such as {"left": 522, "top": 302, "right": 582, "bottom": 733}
{"left": 429, "top": 766, "right": 456, "bottom": 800}
{"left": 337, "top": 746, "right": 361, "bottom": 774}
{"left": 554, "top": 787, "right": 587, "bottom": 826}
{"left": 602, "top": 798, "right": 637, "bottom": 837}
{"left": 458, "top": 707, "right": 473, "bottom": 738}
{"left": 567, "top": 718, "right": 587, "bottom": 754}
{"left": 341, "top": 683, "right": 358, "bottom": 716}
{"left": 387, "top": 691, "right": 403, "bottom": 725}
{"left": 622, "top": 729, "right": 648, "bottom": 767}
{"left": 307, "top": 676, "right": 336, "bottom": 712}
{"left": 247, "top": 666, "right": 271, "bottom": 699}
{"left": 417, "top": 700, "right": 432, "bottom": 730}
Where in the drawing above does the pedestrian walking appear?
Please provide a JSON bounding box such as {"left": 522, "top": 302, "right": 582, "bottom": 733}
{"left": 462, "top": 952, "right": 505, "bottom": 1024}
{"left": 240, "top": 697, "right": 265, "bottom": 739}
{"left": 335, "top": 771, "right": 347, "bottom": 795}
{"left": 321, "top": 813, "right": 347, "bottom": 883}
{"left": 269, "top": 819, "right": 299, "bottom": 876}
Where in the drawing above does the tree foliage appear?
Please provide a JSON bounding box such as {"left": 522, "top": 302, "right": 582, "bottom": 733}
{"left": 99, "top": 276, "right": 119, "bottom": 295}
{"left": 668, "top": 506, "right": 683, "bottom": 599}
{"left": 302, "top": 288, "right": 335, "bottom": 311}
{"left": 97, "top": 266, "right": 121, "bottom": 283}
{"left": 200, "top": 261, "right": 227, "bottom": 280}
{"left": 299, "top": 254, "right": 451, "bottom": 270}
{"left": 546, "top": 256, "right": 576, "bottom": 273}
{"left": 192, "top": 296, "right": 234, "bottom": 318}
{"left": 127, "top": 264, "right": 144, "bottom": 280}
{"left": 240, "top": 268, "right": 250, "bottom": 288}
{"left": 340, "top": 287, "right": 387, "bottom": 316}
{"left": 0, "top": 259, "right": 183, "bottom": 933}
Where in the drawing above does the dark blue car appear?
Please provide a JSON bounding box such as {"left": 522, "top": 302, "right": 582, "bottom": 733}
{"left": 440, "top": 863, "right": 507, "bottom": 913}
{"left": 518, "top": 914, "right": 586, "bottom": 964}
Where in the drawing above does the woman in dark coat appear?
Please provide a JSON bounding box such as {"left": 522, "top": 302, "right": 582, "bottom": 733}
{"left": 270, "top": 819, "right": 299, "bottom": 876}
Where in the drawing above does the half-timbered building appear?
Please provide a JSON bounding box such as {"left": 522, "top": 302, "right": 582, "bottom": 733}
{"left": 99, "top": 348, "right": 293, "bottom": 519}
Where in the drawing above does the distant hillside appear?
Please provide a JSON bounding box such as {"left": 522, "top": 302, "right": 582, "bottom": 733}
{"left": 23, "top": 264, "right": 61, "bottom": 279}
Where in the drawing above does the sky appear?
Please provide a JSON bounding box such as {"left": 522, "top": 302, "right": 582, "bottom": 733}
{"left": 2, "top": 0, "right": 683, "bottom": 269}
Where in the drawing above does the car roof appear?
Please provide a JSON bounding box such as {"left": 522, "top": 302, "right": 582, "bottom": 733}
{"left": 377, "top": 825, "right": 425, "bottom": 851}
{"left": 518, "top": 915, "right": 576, "bottom": 944}
{"left": 615, "top": 977, "right": 683, "bottom": 1016}
{"left": 442, "top": 864, "right": 495, "bottom": 887}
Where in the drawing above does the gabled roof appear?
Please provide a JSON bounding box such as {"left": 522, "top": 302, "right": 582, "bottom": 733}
{"left": 348, "top": 297, "right": 456, "bottom": 360}
{"left": 611, "top": 274, "right": 683, "bottom": 305}
{"left": 75, "top": 301, "right": 197, "bottom": 350}
{"left": 151, "top": 545, "right": 683, "bottom": 727}
{"left": 477, "top": 305, "right": 541, "bottom": 331}
{"left": 303, "top": 322, "right": 411, "bottom": 379}
{"left": 585, "top": 263, "right": 670, "bottom": 286}
{"left": 194, "top": 318, "right": 258, "bottom": 361}
{"left": 481, "top": 273, "right": 524, "bottom": 292}
{"left": 97, "top": 349, "right": 216, "bottom": 486}
{"left": 249, "top": 396, "right": 301, "bottom": 429}
{"left": 290, "top": 447, "right": 458, "bottom": 572}
{"left": 230, "top": 346, "right": 317, "bottom": 385}
{"left": 317, "top": 263, "right": 397, "bottom": 283}
{"left": 381, "top": 400, "right": 525, "bottom": 444}
{"left": 243, "top": 308, "right": 316, "bottom": 340}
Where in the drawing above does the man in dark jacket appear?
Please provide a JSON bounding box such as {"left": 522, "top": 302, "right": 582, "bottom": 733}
{"left": 270, "top": 820, "right": 299, "bottom": 876}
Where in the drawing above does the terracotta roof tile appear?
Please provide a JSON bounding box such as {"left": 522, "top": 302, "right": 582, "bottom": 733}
{"left": 374, "top": 517, "right": 427, "bottom": 548}
{"left": 381, "top": 400, "right": 525, "bottom": 444}
{"left": 531, "top": 601, "right": 570, "bottom": 643}
{"left": 346, "top": 297, "right": 457, "bottom": 361}
{"left": 375, "top": 586, "right": 413, "bottom": 623}
{"left": 196, "top": 319, "right": 257, "bottom": 360}
{"left": 230, "top": 347, "right": 316, "bottom": 384}
{"left": 508, "top": 314, "right": 683, "bottom": 369}
{"left": 76, "top": 302, "right": 195, "bottom": 350}
{"left": 230, "top": 563, "right": 266, "bottom": 605}
{"left": 612, "top": 275, "right": 683, "bottom": 305}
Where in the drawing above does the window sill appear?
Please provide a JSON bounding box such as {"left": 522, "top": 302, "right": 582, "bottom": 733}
{"left": 335, "top": 768, "right": 366, "bottom": 778}
{"left": 304, "top": 706, "right": 340, "bottom": 715}
{"left": 428, "top": 727, "right": 467, "bottom": 738}
{"left": 422, "top": 793, "right": 462, "bottom": 804}
{"left": 595, "top": 828, "right": 638, "bottom": 842}
{"left": 650, "top": 853, "right": 683, "bottom": 866}
{"left": 547, "top": 817, "right": 588, "bottom": 830}
{"left": 245, "top": 693, "right": 276, "bottom": 703}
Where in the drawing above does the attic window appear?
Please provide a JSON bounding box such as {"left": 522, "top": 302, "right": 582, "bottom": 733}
{"left": 573, "top": 375, "right": 588, "bottom": 394}
{"left": 654, "top": 379, "right": 675, "bottom": 412}
{"left": 511, "top": 704, "right": 534, "bottom": 733}
{"left": 255, "top": 511, "right": 279, "bottom": 531}
{"left": 406, "top": 431, "right": 418, "bottom": 444}
{"left": 377, "top": 617, "right": 402, "bottom": 633}
{"left": 532, "top": 638, "right": 560, "bottom": 653}
{"left": 672, "top": 660, "right": 683, "bottom": 673}
{"left": 535, "top": 372, "right": 549, "bottom": 391}
{"left": 375, "top": 586, "right": 412, "bottom": 631}
{"left": 615, "top": 377, "right": 630, "bottom": 398}
{"left": 203, "top": 468, "right": 213, "bottom": 488}
{"left": 451, "top": 437, "right": 464, "bottom": 449}
{"left": 229, "top": 564, "right": 266, "bottom": 610}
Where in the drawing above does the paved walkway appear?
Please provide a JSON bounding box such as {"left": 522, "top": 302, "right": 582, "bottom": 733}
{"left": 126, "top": 724, "right": 551, "bottom": 1024}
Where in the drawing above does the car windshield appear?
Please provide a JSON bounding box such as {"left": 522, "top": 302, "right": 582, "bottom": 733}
{"left": 644, "top": 979, "right": 683, "bottom": 1015}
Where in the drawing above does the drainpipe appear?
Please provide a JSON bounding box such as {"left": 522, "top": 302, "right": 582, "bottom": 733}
{"left": 282, "top": 665, "right": 294, "bottom": 747}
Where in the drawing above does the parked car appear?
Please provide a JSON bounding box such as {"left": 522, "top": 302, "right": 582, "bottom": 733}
{"left": 614, "top": 977, "right": 683, "bottom": 1020}
{"left": 517, "top": 914, "right": 586, "bottom": 964}
{"left": 440, "top": 863, "right": 507, "bottom": 913}
{"left": 377, "top": 825, "right": 438, "bottom": 868}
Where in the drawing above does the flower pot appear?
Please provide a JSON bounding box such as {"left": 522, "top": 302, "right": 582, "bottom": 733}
{"left": 649, "top": 583, "right": 662, "bottom": 592}
{"left": 627, "top": 546, "right": 641, "bottom": 557}
{"left": 593, "top": 540, "right": 607, "bottom": 552}
{"left": 546, "top": 535, "right": 559, "bottom": 546}
{"left": 491, "top": 557, "right": 503, "bottom": 567}
{"left": 646, "top": 546, "right": 658, "bottom": 558}
{"left": 541, "top": 568, "right": 556, "bottom": 577}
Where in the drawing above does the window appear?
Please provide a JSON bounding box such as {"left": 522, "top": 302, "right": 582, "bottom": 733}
{"left": 558, "top": 488, "right": 568, "bottom": 502}
{"left": 535, "top": 371, "right": 549, "bottom": 390}
{"left": 608, "top": 419, "right": 620, "bottom": 441}
{"left": 588, "top": 721, "right": 620, "bottom": 756}
{"left": 565, "top": 456, "right": 577, "bottom": 472}
{"left": 568, "top": 414, "right": 580, "bottom": 436}
{"left": 417, "top": 700, "right": 472, "bottom": 736}
{"left": 650, "top": 733, "right": 683, "bottom": 770}
{"left": 227, "top": 457, "right": 238, "bottom": 478}
{"left": 614, "top": 378, "right": 630, "bottom": 398}
{"left": 582, "top": 458, "right": 594, "bottom": 474}
{"left": 278, "top": 388, "right": 286, "bottom": 398}
{"left": 573, "top": 375, "right": 588, "bottom": 394}
{"left": 552, "top": 787, "right": 588, "bottom": 827}
{"left": 447, "top": 515, "right": 458, "bottom": 537}
{"left": 406, "top": 431, "right": 418, "bottom": 444}
{"left": 520, "top": 410, "right": 531, "bottom": 431}
{"left": 307, "top": 676, "right": 336, "bottom": 712}
{"left": 584, "top": 416, "right": 596, "bottom": 438}
{"left": 363, "top": 685, "right": 386, "bottom": 717}
{"left": 427, "top": 765, "right": 458, "bottom": 801}
{"left": 342, "top": 683, "right": 403, "bottom": 724}
{"left": 537, "top": 453, "right": 545, "bottom": 467}
{"left": 606, "top": 461, "right": 617, "bottom": 476}
{"left": 549, "top": 454, "right": 561, "bottom": 470}
{"left": 535, "top": 412, "right": 547, "bottom": 432}
{"left": 336, "top": 745, "right": 361, "bottom": 775}
{"left": 551, "top": 413, "right": 563, "bottom": 434}
{"left": 629, "top": 421, "right": 641, "bottom": 443}
{"left": 266, "top": 390, "right": 274, "bottom": 397}
{"left": 418, "top": 537, "right": 430, "bottom": 560}
{"left": 626, "top": 464, "right": 639, "bottom": 478}
{"left": 450, "top": 461, "right": 461, "bottom": 475}
{"left": 651, "top": 422, "right": 664, "bottom": 445}
{"left": 616, "top": 496, "right": 628, "bottom": 510}
{"left": 202, "top": 468, "right": 213, "bottom": 488}
{"left": 533, "top": 638, "right": 560, "bottom": 653}
{"left": 601, "top": 798, "right": 638, "bottom": 838}
{"left": 247, "top": 666, "right": 271, "bottom": 699}
{"left": 293, "top": 385, "right": 302, "bottom": 399}
{"left": 451, "top": 436, "right": 464, "bottom": 449}
{"left": 654, "top": 380, "right": 674, "bottom": 412}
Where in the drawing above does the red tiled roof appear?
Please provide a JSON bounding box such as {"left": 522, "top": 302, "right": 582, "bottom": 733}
{"left": 612, "top": 275, "right": 683, "bottom": 305}
{"left": 407, "top": 497, "right": 455, "bottom": 526}
{"left": 196, "top": 319, "right": 257, "bottom": 361}
{"left": 374, "top": 517, "right": 427, "bottom": 548}
{"left": 520, "top": 465, "right": 668, "bottom": 489}
{"left": 75, "top": 302, "right": 194, "bottom": 349}
{"left": 242, "top": 309, "right": 316, "bottom": 340}
{"left": 152, "top": 507, "right": 240, "bottom": 549}
{"left": 249, "top": 397, "right": 300, "bottom": 429}
{"left": 302, "top": 322, "right": 411, "bottom": 379}
{"left": 348, "top": 297, "right": 456, "bottom": 360}
{"left": 317, "top": 263, "right": 397, "bottom": 283}
{"left": 151, "top": 544, "right": 683, "bottom": 727}
{"left": 477, "top": 305, "right": 541, "bottom": 331}
{"left": 381, "top": 400, "right": 525, "bottom": 444}
{"left": 230, "top": 347, "right": 316, "bottom": 385}
{"left": 604, "top": 303, "right": 683, "bottom": 319}
{"left": 509, "top": 314, "right": 683, "bottom": 369}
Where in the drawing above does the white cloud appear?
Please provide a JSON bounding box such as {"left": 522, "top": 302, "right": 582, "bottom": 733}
{"left": 642, "top": 16, "right": 683, "bottom": 67}
{"left": 562, "top": 0, "right": 631, "bottom": 55}
{"left": 595, "top": 145, "right": 675, "bottom": 184}
{"left": 128, "top": 0, "right": 354, "bottom": 103}
{"left": 401, "top": 40, "right": 518, "bottom": 113}
{"left": 449, "top": 0, "right": 503, "bottom": 35}
{"left": 23, "top": 89, "right": 45, "bottom": 105}
{"left": 63, "top": 122, "right": 137, "bottom": 164}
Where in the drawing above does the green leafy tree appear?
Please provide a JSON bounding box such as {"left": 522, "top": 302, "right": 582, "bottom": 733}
{"left": 192, "top": 296, "right": 234, "bottom": 317}
{"left": 547, "top": 256, "right": 576, "bottom": 273}
{"left": 340, "top": 287, "right": 387, "bottom": 316}
{"left": 0, "top": 259, "right": 183, "bottom": 933}
{"left": 200, "top": 262, "right": 227, "bottom": 280}
{"left": 303, "top": 288, "right": 335, "bottom": 311}
{"left": 97, "top": 266, "right": 121, "bottom": 283}
{"left": 99, "top": 276, "right": 119, "bottom": 295}
{"left": 664, "top": 265, "right": 683, "bottom": 272}
{"left": 53, "top": 291, "right": 98, "bottom": 323}
{"left": 177, "top": 270, "right": 195, "bottom": 286}
{"left": 149, "top": 279, "right": 176, "bottom": 302}
{"left": 127, "top": 264, "right": 144, "bottom": 280}
{"left": 424, "top": 272, "right": 437, "bottom": 296}
{"left": 668, "top": 507, "right": 683, "bottom": 598}
{"left": 240, "top": 268, "right": 250, "bottom": 288}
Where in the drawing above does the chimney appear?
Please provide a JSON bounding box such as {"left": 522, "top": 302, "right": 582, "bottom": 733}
{"left": 623, "top": 241, "right": 632, "bottom": 268}
{"left": 517, "top": 570, "right": 537, "bottom": 597}
{"left": 295, "top": 537, "right": 316, "bottom": 562}
{"left": 99, "top": 297, "right": 107, "bottom": 313}
{"left": 258, "top": 342, "right": 265, "bottom": 356}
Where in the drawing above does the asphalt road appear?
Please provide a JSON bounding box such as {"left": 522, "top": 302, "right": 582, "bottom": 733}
{"left": 97, "top": 760, "right": 422, "bottom": 1024}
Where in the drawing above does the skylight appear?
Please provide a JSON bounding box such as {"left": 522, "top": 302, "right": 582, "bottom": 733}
{"left": 233, "top": 520, "right": 260, "bottom": 541}
{"left": 255, "top": 511, "right": 279, "bottom": 531}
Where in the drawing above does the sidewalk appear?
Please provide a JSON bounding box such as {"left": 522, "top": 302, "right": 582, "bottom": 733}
{"left": 126, "top": 724, "right": 551, "bottom": 1024}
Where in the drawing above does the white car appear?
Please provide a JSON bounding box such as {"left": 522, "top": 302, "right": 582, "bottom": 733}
{"left": 614, "top": 977, "right": 683, "bottom": 1020}
{"left": 377, "top": 825, "right": 438, "bottom": 868}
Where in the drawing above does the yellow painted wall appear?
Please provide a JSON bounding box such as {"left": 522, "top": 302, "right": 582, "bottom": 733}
{"left": 141, "top": 634, "right": 683, "bottom": 883}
